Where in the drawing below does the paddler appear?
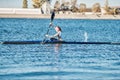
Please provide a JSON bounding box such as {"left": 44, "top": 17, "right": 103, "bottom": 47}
{"left": 45, "top": 23, "right": 62, "bottom": 41}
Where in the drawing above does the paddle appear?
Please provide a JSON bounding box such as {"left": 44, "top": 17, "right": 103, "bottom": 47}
{"left": 42, "top": 11, "right": 55, "bottom": 42}
{"left": 46, "top": 11, "right": 55, "bottom": 35}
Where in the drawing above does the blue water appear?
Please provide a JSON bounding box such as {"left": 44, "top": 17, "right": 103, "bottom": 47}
{"left": 0, "top": 18, "right": 120, "bottom": 80}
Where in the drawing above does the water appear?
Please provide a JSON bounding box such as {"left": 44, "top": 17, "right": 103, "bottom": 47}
{"left": 0, "top": 18, "right": 120, "bottom": 80}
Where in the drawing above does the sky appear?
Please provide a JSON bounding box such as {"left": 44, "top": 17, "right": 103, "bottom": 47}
{"left": 0, "top": 0, "right": 120, "bottom": 8}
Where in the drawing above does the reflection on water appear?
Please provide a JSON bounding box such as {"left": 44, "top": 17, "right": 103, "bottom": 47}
{"left": 1, "top": 44, "right": 120, "bottom": 80}
{"left": 54, "top": 44, "right": 61, "bottom": 53}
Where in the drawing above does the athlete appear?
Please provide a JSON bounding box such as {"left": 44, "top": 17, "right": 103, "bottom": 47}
{"left": 45, "top": 23, "right": 62, "bottom": 41}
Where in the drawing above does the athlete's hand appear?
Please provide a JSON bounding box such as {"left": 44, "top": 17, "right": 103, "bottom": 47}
{"left": 49, "top": 22, "right": 53, "bottom": 27}
{"left": 45, "top": 34, "right": 49, "bottom": 37}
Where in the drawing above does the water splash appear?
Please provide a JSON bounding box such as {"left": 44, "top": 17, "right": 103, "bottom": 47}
{"left": 84, "top": 31, "right": 88, "bottom": 42}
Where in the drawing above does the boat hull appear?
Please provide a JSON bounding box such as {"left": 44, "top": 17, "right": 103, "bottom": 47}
{"left": 1, "top": 40, "right": 120, "bottom": 45}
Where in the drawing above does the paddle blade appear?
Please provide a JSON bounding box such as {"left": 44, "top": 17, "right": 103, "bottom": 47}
{"left": 51, "top": 11, "right": 55, "bottom": 22}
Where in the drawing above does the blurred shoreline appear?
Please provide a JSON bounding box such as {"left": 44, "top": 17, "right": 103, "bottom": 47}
{"left": 0, "top": 14, "right": 120, "bottom": 19}
{"left": 0, "top": 8, "right": 120, "bottom": 19}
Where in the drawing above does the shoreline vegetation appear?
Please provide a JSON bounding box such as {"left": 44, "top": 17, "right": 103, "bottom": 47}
{"left": 0, "top": 14, "right": 120, "bottom": 19}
